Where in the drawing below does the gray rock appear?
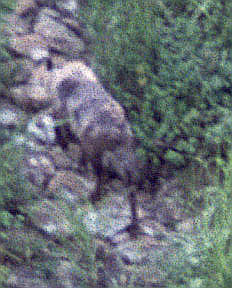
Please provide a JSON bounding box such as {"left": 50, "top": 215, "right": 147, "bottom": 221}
{"left": 0, "top": 105, "right": 25, "bottom": 128}
{"left": 46, "top": 170, "right": 96, "bottom": 204}
{"left": 27, "top": 199, "right": 74, "bottom": 237}
{"left": 27, "top": 113, "right": 56, "bottom": 145}
{"left": 10, "top": 33, "right": 49, "bottom": 62}
{"left": 7, "top": 267, "right": 49, "bottom": 288}
{"left": 55, "top": 259, "right": 95, "bottom": 288}
{"left": 15, "top": 0, "right": 38, "bottom": 17}
{"left": 34, "top": 8, "right": 85, "bottom": 58}
{"left": 83, "top": 194, "right": 131, "bottom": 238}
{"left": 22, "top": 152, "right": 56, "bottom": 188}
{"left": 11, "top": 63, "right": 54, "bottom": 111}
{"left": 55, "top": 0, "right": 79, "bottom": 17}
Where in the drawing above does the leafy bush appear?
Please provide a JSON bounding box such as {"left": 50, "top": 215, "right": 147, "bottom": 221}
{"left": 195, "top": 152, "right": 232, "bottom": 288}
{"left": 0, "top": 141, "right": 35, "bottom": 218}
{"left": 0, "top": 138, "right": 34, "bottom": 284}
{"left": 0, "top": 137, "right": 97, "bottom": 285}
{"left": 57, "top": 207, "right": 98, "bottom": 287}
{"left": 0, "top": 264, "right": 10, "bottom": 288}
{"left": 78, "top": 0, "right": 232, "bottom": 180}
{"left": 0, "top": 0, "right": 18, "bottom": 92}
{"left": 161, "top": 151, "right": 232, "bottom": 288}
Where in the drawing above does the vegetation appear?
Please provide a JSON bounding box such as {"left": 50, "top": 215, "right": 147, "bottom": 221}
{"left": 0, "top": 2, "right": 96, "bottom": 286}
{"left": 0, "top": 0, "right": 18, "bottom": 93}
{"left": 197, "top": 152, "right": 232, "bottom": 288}
{"left": 0, "top": 142, "right": 25, "bottom": 285}
{"left": 165, "top": 153, "right": 232, "bottom": 288}
{"left": 0, "top": 137, "right": 97, "bottom": 286}
{"left": 79, "top": 0, "right": 232, "bottom": 180}
{"left": 78, "top": 1, "right": 232, "bottom": 286}
{"left": 1, "top": 0, "right": 232, "bottom": 286}
{"left": 0, "top": 2, "right": 25, "bottom": 286}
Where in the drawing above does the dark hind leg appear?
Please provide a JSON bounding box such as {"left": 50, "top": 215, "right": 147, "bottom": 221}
{"left": 90, "top": 154, "right": 104, "bottom": 203}
{"left": 126, "top": 189, "right": 141, "bottom": 239}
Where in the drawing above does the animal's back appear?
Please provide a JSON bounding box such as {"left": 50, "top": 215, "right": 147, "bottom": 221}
{"left": 64, "top": 80, "right": 133, "bottom": 159}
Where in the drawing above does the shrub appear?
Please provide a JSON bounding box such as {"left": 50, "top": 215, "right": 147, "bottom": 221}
{"left": 163, "top": 151, "right": 232, "bottom": 288}
{"left": 0, "top": 0, "right": 18, "bottom": 93}
{"left": 78, "top": 0, "right": 232, "bottom": 181}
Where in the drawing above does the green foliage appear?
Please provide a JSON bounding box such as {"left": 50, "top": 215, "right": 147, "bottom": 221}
{"left": 163, "top": 151, "right": 232, "bottom": 288}
{"left": 196, "top": 152, "right": 232, "bottom": 288}
{"left": 0, "top": 136, "right": 36, "bottom": 271}
{"left": 0, "top": 264, "right": 10, "bottom": 287}
{"left": 0, "top": 138, "right": 97, "bottom": 285}
{"left": 79, "top": 0, "right": 232, "bottom": 178}
{"left": 0, "top": 124, "right": 41, "bottom": 274}
{"left": 0, "top": 0, "right": 16, "bottom": 13}
{"left": 0, "top": 141, "right": 34, "bottom": 220}
{"left": 60, "top": 206, "right": 98, "bottom": 287}
{"left": 0, "top": 0, "right": 18, "bottom": 92}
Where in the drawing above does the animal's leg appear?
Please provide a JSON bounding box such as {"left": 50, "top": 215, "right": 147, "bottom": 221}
{"left": 126, "top": 189, "right": 141, "bottom": 239}
{"left": 90, "top": 154, "right": 104, "bottom": 203}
